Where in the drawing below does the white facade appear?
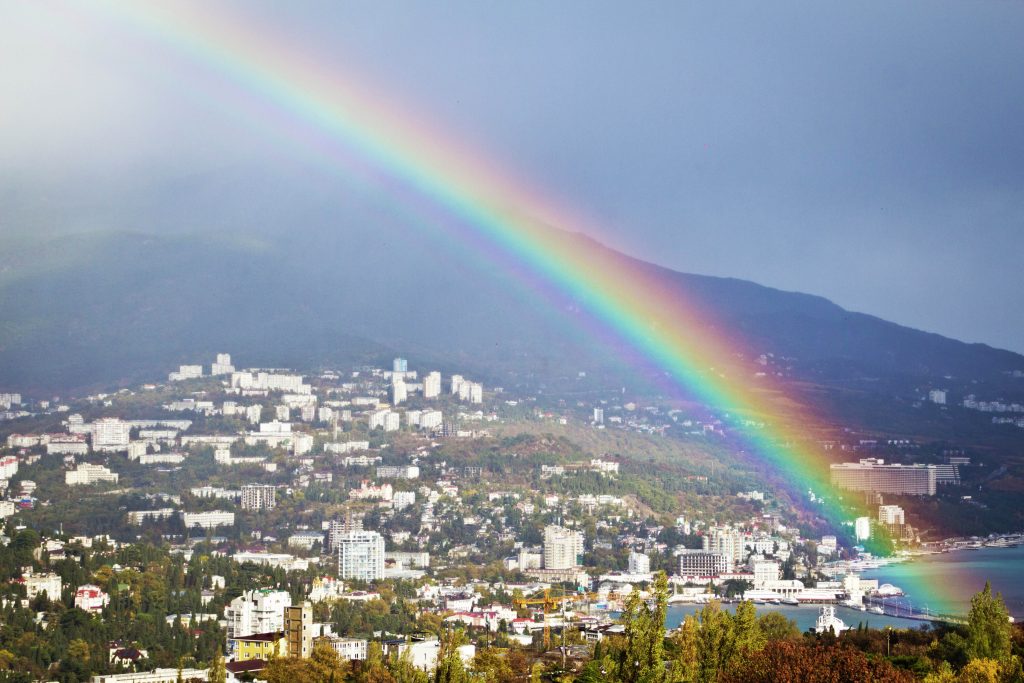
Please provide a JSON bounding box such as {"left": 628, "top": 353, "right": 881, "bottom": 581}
{"left": 419, "top": 410, "right": 443, "bottom": 431}
{"left": 22, "top": 572, "right": 62, "bottom": 600}
{"left": 241, "top": 484, "right": 277, "bottom": 511}
{"left": 702, "top": 527, "right": 745, "bottom": 570}
{"left": 181, "top": 510, "right": 235, "bottom": 529}
{"left": 0, "top": 455, "right": 18, "bottom": 480}
{"left": 543, "top": 525, "right": 584, "bottom": 569}
{"left": 92, "top": 418, "right": 131, "bottom": 452}
{"left": 627, "top": 551, "right": 650, "bottom": 574}
{"left": 391, "top": 379, "right": 407, "bottom": 406}
{"left": 878, "top": 504, "right": 905, "bottom": 525}
{"left": 423, "top": 372, "right": 441, "bottom": 399}
{"left": 855, "top": 516, "right": 871, "bottom": 541}
{"left": 225, "top": 588, "right": 291, "bottom": 639}
{"left": 336, "top": 530, "right": 386, "bottom": 581}
{"left": 74, "top": 584, "right": 110, "bottom": 612}
{"left": 211, "top": 353, "right": 235, "bottom": 376}
{"left": 66, "top": 463, "right": 118, "bottom": 486}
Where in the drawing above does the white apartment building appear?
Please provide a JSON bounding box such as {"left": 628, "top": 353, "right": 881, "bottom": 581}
{"left": 181, "top": 510, "right": 235, "bottom": 529}
{"left": 543, "top": 525, "right": 584, "bottom": 570}
{"left": 0, "top": 455, "right": 18, "bottom": 480}
{"left": 48, "top": 435, "right": 89, "bottom": 455}
{"left": 168, "top": 365, "right": 203, "bottom": 382}
{"left": 627, "top": 551, "right": 650, "bottom": 574}
{"left": 336, "top": 530, "right": 386, "bottom": 581}
{"left": 91, "top": 418, "right": 131, "bottom": 452}
{"left": 127, "top": 509, "right": 176, "bottom": 525}
{"left": 391, "top": 379, "right": 407, "bottom": 406}
{"left": 878, "top": 504, "right": 906, "bottom": 525}
{"left": 225, "top": 588, "right": 292, "bottom": 639}
{"left": 241, "top": 484, "right": 277, "bottom": 511}
{"left": 376, "top": 465, "right": 419, "bottom": 480}
{"left": 318, "top": 636, "right": 368, "bottom": 661}
{"left": 423, "top": 372, "right": 441, "bottom": 399}
{"left": 21, "top": 572, "right": 62, "bottom": 600}
{"left": 751, "top": 558, "right": 781, "bottom": 587}
{"left": 211, "top": 353, "right": 235, "bottom": 376}
{"left": 678, "top": 550, "right": 729, "bottom": 577}
{"left": 368, "top": 409, "right": 400, "bottom": 432}
{"left": 66, "top": 463, "right": 118, "bottom": 486}
{"left": 855, "top": 516, "right": 872, "bottom": 541}
{"left": 702, "top": 526, "right": 745, "bottom": 570}
{"left": 419, "top": 410, "right": 443, "bottom": 431}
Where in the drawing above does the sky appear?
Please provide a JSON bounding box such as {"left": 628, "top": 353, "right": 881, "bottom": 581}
{"left": 1, "top": 1, "right": 1023, "bottom": 352}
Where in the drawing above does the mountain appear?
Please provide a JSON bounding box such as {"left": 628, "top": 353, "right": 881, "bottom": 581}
{"left": 1, "top": 222, "right": 1022, "bottom": 406}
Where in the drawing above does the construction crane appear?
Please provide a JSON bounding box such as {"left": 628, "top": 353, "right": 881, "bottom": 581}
{"left": 513, "top": 589, "right": 622, "bottom": 650}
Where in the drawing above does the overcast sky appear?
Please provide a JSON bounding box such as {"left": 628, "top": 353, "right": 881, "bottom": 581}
{"left": 2, "top": 1, "right": 1022, "bottom": 352}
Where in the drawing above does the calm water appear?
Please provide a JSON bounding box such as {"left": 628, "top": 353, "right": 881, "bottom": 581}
{"left": 665, "top": 602, "right": 927, "bottom": 632}
{"left": 862, "top": 544, "right": 1024, "bottom": 620}
{"left": 664, "top": 545, "right": 1024, "bottom": 630}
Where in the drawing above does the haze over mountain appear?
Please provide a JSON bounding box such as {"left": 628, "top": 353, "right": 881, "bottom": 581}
{"left": 2, "top": 171, "right": 1021, "bottom": 405}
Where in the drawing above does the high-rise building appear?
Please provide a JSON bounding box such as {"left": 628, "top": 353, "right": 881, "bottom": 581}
{"left": 92, "top": 418, "right": 131, "bottom": 452}
{"left": 702, "top": 526, "right": 745, "bottom": 570}
{"left": 854, "top": 516, "right": 872, "bottom": 541}
{"left": 593, "top": 408, "right": 604, "bottom": 425}
{"left": 391, "top": 379, "right": 407, "bottom": 406}
{"left": 543, "top": 525, "right": 584, "bottom": 569}
{"left": 423, "top": 371, "right": 441, "bottom": 399}
{"left": 285, "top": 602, "right": 314, "bottom": 659}
{"left": 226, "top": 589, "right": 291, "bottom": 639}
{"left": 878, "top": 505, "right": 905, "bottom": 526}
{"left": 928, "top": 389, "right": 947, "bottom": 405}
{"left": 450, "top": 375, "right": 464, "bottom": 395}
{"left": 336, "top": 530, "right": 386, "bottom": 580}
{"left": 830, "top": 459, "right": 936, "bottom": 496}
{"left": 627, "top": 551, "right": 650, "bottom": 574}
{"left": 678, "top": 550, "right": 729, "bottom": 577}
{"left": 241, "top": 484, "right": 277, "bottom": 511}
{"left": 211, "top": 353, "right": 235, "bottom": 376}
{"left": 393, "top": 358, "right": 408, "bottom": 374}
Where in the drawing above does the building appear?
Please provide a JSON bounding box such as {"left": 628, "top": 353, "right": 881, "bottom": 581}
{"left": 934, "top": 464, "right": 961, "bottom": 485}
{"left": 0, "top": 455, "right": 18, "bottom": 480}
{"left": 225, "top": 589, "right": 292, "bottom": 639}
{"left": 92, "top": 418, "right": 131, "bottom": 452}
{"left": 47, "top": 435, "right": 89, "bottom": 455}
{"left": 168, "top": 365, "right": 204, "bottom": 382}
{"left": 390, "top": 379, "right": 407, "bottom": 406}
{"left": 21, "top": 572, "right": 62, "bottom": 600}
{"left": 593, "top": 408, "right": 604, "bottom": 425}
{"left": 127, "top": 509, "right": 176, "bottom": 525}
{"left": 232, "top": 632, "right": 286, "bottom": 661}
{"left": 376, "top": 465, "right": 419, "bottom": 480}
{"left": 285, "top": 602, "right": 314, "bottom": 659}
{"left": 751, "top": 559, "right": 781, "bottom": 587}
{"left": 211, "top": 353, "right": 235, "bottom": 376}
{"left": 928, "top": 389, "right": 947, "bottom": 405}
{"left": 66, "top": 463, "right": 119, "bottom": 486}
{"left": 854, "top": 516, "right": 872, "bottom": 541}
{"left": 678, "top": 550, "right": 729, "bottom": 577}
{"left": 336, "top": 530, "right": 386, "bottom": 581}
{"left": 393, "top": 358, "right": 408, "bottom": 374}
{"left": 241, "top": 484, "right": 277, "bottom": 511}
{"left": 368, "top": 409, "right": 400, "bottom": 432}
{"left": 419, "top": 410, "right": 443, "bottom": 431}
{"left": 316, "top": 636, "right": 367, "bottom": 661}
{"left": 627, "top": 551, "right": 650, "bottom": 574}
{"left": 90, "top": 668, "right": 209, "bottom": 683}
{"left": 702, "top": 526, "right": 745, "bottom": 570}
{"left": 830, "top": 459, "right": 937, "bottom": 496}
{"left": 878, "top": 505, "right": 905, "bottom": 526}
{"left": 181, "top": 510, "right": 235, "bottom": 529}
{"left": 543, "top": 525, "right": 584, "bottom": 570}
{"left": 423, "top": 372, "right": 441, "bottom": 399}
{"left": 74, "top": 584, "right": 110, "bottom": 612}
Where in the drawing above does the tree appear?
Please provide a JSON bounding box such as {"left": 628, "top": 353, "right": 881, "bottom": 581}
{"left": 729, "top": 601, "right": 764, "bottom": 664}
{"left": 617, "top": 572, "right": 669, "bottom": 683}
{"left": 965, "top": 582, "right": 1012, "bottom": 663}
{"left": 471, "top": 647, "right": 514, "bottom": 683}
{"left": 755, "top": 611, "right": 800, "bottom": 643}
{"left": 719, "top": 641, "right": 915, "bottom": 683}
{"left": 389, "top": 648, "right": 428, "bottom": 683}
{"left": 308, "top": 641, "right": 351, "bottom": 682}
{"left": 208, "top": 649, "right": 226, "bottom": 683}
{"left": 435, "top": 632, "right": 470, "bottom": 683}
{"left": 354, "top": 642, "right": 393, "bottom": 683}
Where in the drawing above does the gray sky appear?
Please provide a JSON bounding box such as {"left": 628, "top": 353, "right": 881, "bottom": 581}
{"left": 2, "top": 1, "right": 1023, "bottom": 351}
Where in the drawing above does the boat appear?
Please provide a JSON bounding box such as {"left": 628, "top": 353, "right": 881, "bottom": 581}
{"left": 815, "top": 605, "right": 850, "bottom": 634}
{"left": 782, "top": 597, "right": 799, "bottom": 606}
{"left": 869, "top": 606, "right": 884, "bottom": 615}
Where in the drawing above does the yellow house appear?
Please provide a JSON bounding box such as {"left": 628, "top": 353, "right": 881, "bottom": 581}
{"left": 232, "top": 631, "right": 287, "bottom": 661}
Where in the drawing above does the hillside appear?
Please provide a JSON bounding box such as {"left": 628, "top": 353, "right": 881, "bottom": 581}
{"left": 1, "top": 226, "right": 1022, "bottom": 404}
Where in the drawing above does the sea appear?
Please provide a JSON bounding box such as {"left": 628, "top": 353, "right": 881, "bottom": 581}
{"left": 664, "top": 544, "right": 1024, "bottom": 631}
{"left": 861, "top": 544, "right": 1024, "bottom": 621}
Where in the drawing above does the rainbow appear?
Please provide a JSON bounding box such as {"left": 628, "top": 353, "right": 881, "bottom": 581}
{"left": 85, "top": 1, "right": 957, "bottom": 615}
